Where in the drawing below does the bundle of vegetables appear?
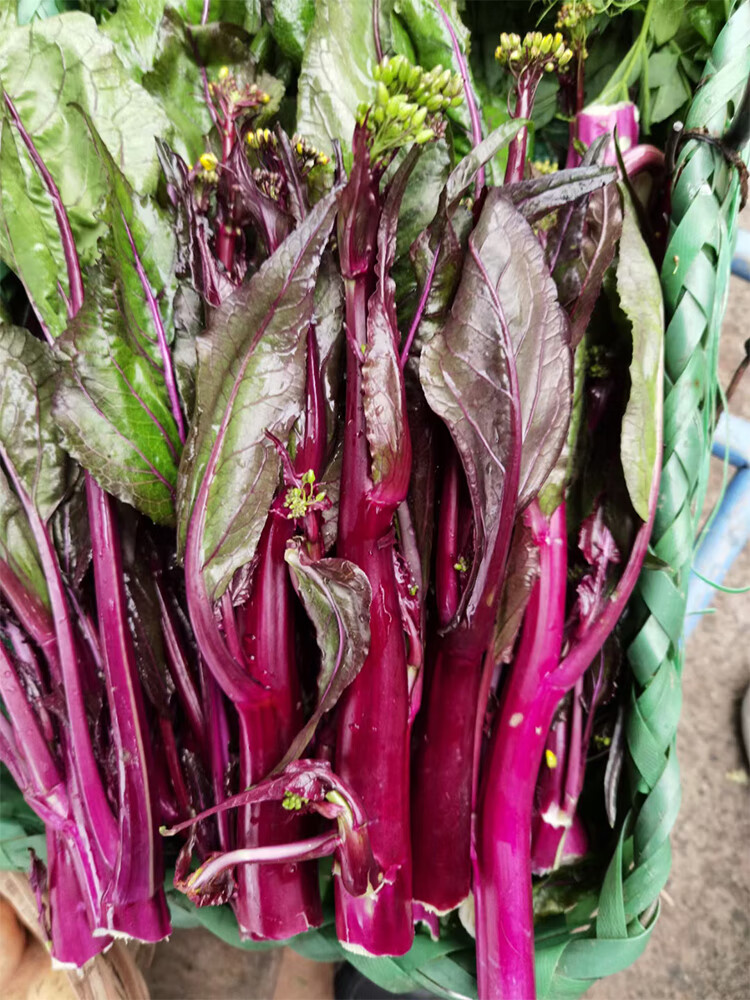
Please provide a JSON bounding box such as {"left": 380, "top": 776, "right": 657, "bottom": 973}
{"left": 0, "top": 0, "right": 747, "bottom": 997}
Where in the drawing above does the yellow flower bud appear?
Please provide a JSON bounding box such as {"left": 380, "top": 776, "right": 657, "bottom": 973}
{"left": 377, "top": 81, "right": 389, "bottom": 106}
{"left": 199, "top": 152, "right": 218, "bottom": 171}
{"left": 218, "top": 66, "right": 229, "bottom": 80}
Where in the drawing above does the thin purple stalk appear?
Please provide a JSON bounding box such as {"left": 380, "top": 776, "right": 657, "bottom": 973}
{"left": 0, "top": 560, "right": 56, "bottom": 655}
{"left": 155, "top": 577, "right": 206, "bottom": 750}
{"left": 400, "top": 236, "right": 442, "bottom": 370}
{"left": 187, "top": 832, "right": 341, "bottom": 896}
{"left": 3, "top": 93, "right": 84, "bottom": 316}
{"left": 5, "top": 621, "right": 56, "bottom": 742}
{"left": 86, "top": 478, "right": 169, "bottom": 941}
{"left": 432, "top": 1, "right": 483, "bottom": 189}
{"left": 0, "top": 642, "right": 68, "bottom": 822}
{"left": 121, "top": 214, "right": 186, "bottom": 443}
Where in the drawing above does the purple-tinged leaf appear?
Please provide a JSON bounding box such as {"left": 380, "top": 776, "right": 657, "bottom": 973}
{"left": 53, "top": 259, "right": 181, "bottom": 527}
{"left": 179, "top": 187, "right": 339, "bottom": 602}
{"left": 274, "top": 542, "right": 371, "bottom": 770}
{"left": 502, "top": 164, "right": 616, "bottom": 226}
{"left": 565, "top": 184, "right": 624, "bottom": 349}
{"left": 572, "top": 505, "right": 621, "bottom": 638}
{"left": 363, "top": 150, "right": 418, "bottom": 505}
{"left": 614, "top": 186, "right": 664, "bottom": 521}
{"left": 493, "top": 517, "right": 540, "bottom": 666}
{"left": 604, "top": 704, "right": 626, "bottom": 827}
{"left": 444, "top": 119, "right": 527, "bottom": 214}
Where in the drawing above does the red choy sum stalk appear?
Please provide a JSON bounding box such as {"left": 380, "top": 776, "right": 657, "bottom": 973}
{"left": 333, "top": 57, "right": 461, "bottom": 956}
{"left": 475, "top": 179, "right": 664, "bottom": 998}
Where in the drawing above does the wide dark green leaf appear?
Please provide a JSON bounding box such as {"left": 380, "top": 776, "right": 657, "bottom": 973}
{"left": 177, "top": 189, "right": 339, "bottom": 600}
{"left": 53, "top": 258, "right": 181, "bottom": 526}
{"left": 52, "top": 115, "right": 182, "bottom": 526}
{"left": 0, "top": 12, "right": 170, "bottom": 262}
{"left": 75, "top": 108, "right": 178, "bottom": 354}
{"left": 0, "top": 120, "right": 68, "bottom": 339}
{"left": 278, "top": 543, "right": 371, "bottom": 768}
{"left": 270, "top": 0, "right": 316, "bottom": 65}
{"left": 419, "top": 195, "right": 518, "bottom": 628}
{"left": 614, "top": 187, "right": 664, "bottom": 522}
{"left": 168, "top": 0, "right": 261, "bottom": 32}
{"left": 296, "top": 0, "right": 378, "bottom": 155}
{"left": 101, "top": 0, "right": 167, "bottom": 75}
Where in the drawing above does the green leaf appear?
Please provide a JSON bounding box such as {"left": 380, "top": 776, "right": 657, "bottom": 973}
{"left": 101, "top": 0, "right": 166, "bottom": 75}
{"left": 391, "top": 0, "right": 475, "bottom": 140}
{"left": 16, "top": 0, "right": 65, "bottom": 24}
{"left": 0, "top": 766, "right": 47, "bottom": 872}
{"left": 142, "top": 9, "right": 214, "bottom": 164}
{"left": 53, "top": 257, "right": 181, "bottom": 526}
{"left": 0, "top": 467, "right": 49, "bottom": 609}
{"left": 614, "top": 186, "right": 664, "bottom": 522}
{"left": 270, "top": 0, "right": 315, "bottom": 65}
{"left": 647, "top": 50, "right": 690, "bottom": 124}
{"left": 52, "top": 112, "right": 181, "bottom": 526}
{"left": 651, "top": 0, "right": 686, "bottom": 45}
{"left": 177, "top": 189, "right": 339, "bottom": 600}
{"left": 75, "top": 107, "right": 178, "bottom": 353}
{"left": 0, "top": 119, "right": 68, "bottom": 339}
{"left": 279, "top": 543, "right": 371, "bottom": 768}
{"left": 296, "top": 0, "right": 377, "bottom": 155}
{"left": 444, "top": 119, "right": 526, "bottom": 215}
{"left": 168, "top": 0, "right": 261, "bottom": 32}
{"left": 0, "top": 12, "right": 171, "bottom": 262}
{"left": 396, "top": 140, "right": 451, "bottom": 259}
{"left": 0, "top": 324, "right": 64, "bottom": 520}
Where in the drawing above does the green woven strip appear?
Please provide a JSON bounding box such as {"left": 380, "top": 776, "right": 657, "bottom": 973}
{"left": 537, "top": 3, "right": 750, "bottom": 995}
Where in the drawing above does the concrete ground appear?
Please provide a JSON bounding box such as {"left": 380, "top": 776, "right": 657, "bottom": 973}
{"left": 144, "top": 220, "right": 750, "bottom": 1000}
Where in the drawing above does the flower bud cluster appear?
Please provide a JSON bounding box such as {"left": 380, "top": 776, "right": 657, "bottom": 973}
{"left": 358, "top": 55, "right": 463, "bottom": 165}
{"left": 495, "top": 31, "right": 573, "bottom": 75}
{"left": 208, "top": 67, "right": 270, "bottom": 122}
{"left": 252, "top": 167, "right": 284, "bottom": 202}
{"left": 246, "top": 127, "right": 277, "bottom": 152}
{"left": 292, "top": 134, "right": 330, "bottom": 173}
{"left": 197, "top": 151, "right": 219, "bottom": 183}
{"left": 556, "top": 1, "right": 596, "bottom": 32}
{"left": 532, "top": 158, "right": 559, "bottom": 175}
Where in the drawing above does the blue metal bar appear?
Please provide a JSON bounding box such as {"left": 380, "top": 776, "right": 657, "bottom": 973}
{"left": 732, "top": 228, "right": 750, "bottom": 280}
{"left": 685, "top": 413, "right": 750, "bottom": 638}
